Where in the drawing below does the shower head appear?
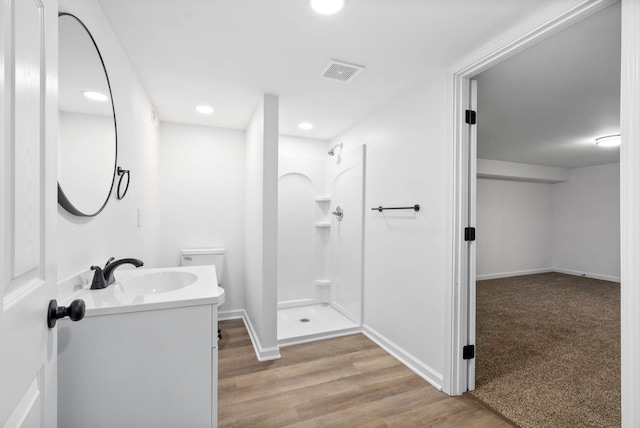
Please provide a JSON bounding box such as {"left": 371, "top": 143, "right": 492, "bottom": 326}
{"left": 328, "top": 143, "right": 343, "bottom": 156}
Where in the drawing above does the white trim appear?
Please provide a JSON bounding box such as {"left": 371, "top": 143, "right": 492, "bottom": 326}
{"left": 446, "top": 0, "right": 619, "bottom": 397}
{"left": 363, "top": 324, "right": 443, "bottom": 391}
{"left": 219, "top": 309, "right": 281, "bottom": 361}
{"left": 444, "top": 71, "right": 470, "bottom": 396}
{"left": 5, "top": 377, "right": 40, "bottom": 428}
{"left": 442, "top": 70, "right": 457, "bottom": 397}
{"left": 467, "top": 79, "right": 478, "bottom": 391}
{"left": 476, "top": 268, "right": 554, "bottom": 281}
{"left": 278, "top": 327, "right": 361, "bottom": 348}
{"left": 620, "top": 0, "right": 640, "bottom": 426}
{"left": 218, "top": 309, "right": 245, "bottom": 321}
{"left": 449, "top": 0, "right": 617, "bottom": 76}
{"left": 476, "top": 268, "right": 620, "bottom": 283}
{"left": 552, "top": 268, "right": 620, "bottom": 283}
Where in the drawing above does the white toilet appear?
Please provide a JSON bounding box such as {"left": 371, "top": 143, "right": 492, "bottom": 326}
{"left": 180, "top": 248, "right": 225, "bottom": 287}
{"left": 181, "top": 248, "right": 226, "bottom": 339}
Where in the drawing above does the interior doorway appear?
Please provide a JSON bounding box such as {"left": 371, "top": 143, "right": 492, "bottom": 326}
{"left": 463, "top": 2, "right": 621, "bottom": 426}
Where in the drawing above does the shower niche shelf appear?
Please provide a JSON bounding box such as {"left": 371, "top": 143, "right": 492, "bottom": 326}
{"left": 315, "top": 196, "right": 332, "bottom": 203}
{"left": 315, "top": 280, "right": 331, "bottom": 287}
{"left": 314, "top": 222, "right": 331, "bottom": 228}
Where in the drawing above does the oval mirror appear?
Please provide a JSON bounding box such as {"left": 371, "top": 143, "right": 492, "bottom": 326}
{"left": 58, "top": 13, "right": 117, "bottom": 217}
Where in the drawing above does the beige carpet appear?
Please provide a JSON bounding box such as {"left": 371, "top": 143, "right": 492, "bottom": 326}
{"left": 469, "top": 272, "right": 620, "bottom": 428}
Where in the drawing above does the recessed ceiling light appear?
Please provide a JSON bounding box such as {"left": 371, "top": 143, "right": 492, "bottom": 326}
{"left": 595, "top": 134, "right": 621, "bottom": 147}
{"left": 196, "top": 105, "right": 215, "bottom": 114}
{"left": 83, "top": 91, "right": 108, "bottom": 101}
{"left": 310, "top": 0, "right": 345, "bottom": 15}
{"left": 298, "top": 122, "right": 314, "bottom": 130}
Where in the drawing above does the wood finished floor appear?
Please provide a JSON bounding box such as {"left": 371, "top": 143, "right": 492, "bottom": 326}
{"left": 218, "top": 319, "right": 515, "bottom": 427}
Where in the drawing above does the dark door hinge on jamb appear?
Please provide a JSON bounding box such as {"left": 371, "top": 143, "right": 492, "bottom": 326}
{"left": 465, "top": 110, "right": 476, "bottom": 125}
{"left": 463, "top": 345, "right": 475, "bottom": 360}
{"left": 464, "top": 227, "right": 475, "bottom": 242}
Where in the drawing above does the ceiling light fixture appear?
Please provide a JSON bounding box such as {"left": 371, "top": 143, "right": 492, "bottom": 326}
{"left": 595, "top": 134, "right": 621, "bottom": 147}
{"left": 83, "top": 91, "right": 108, "bottom": 101}
{"left": 298, "top": 122, "right": 314, "bottom": 130}
{"left": 310, "top": 0, "right": 345, "bottom": 15}
{"left": 195, "top": 105, "right": 215, "bottom": 114}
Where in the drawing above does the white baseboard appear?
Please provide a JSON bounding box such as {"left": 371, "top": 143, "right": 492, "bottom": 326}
{"left": 278, "top": 327, "right": 361, "bottom": 348}
{"left": 476, "top": 267, "right": 620, "bottom": 283}
{"left": 476, "top": 268, "right": 552, "bottom": 280}
{"left": 552, "top": 268, "right": 620, "bottom": 283}
{"left": 218, "top": 309, "right": 245, "bottom": 321}
{"left": 219, "top": 309, "right": 281, "bottom": 361}
{"left": 362, "top": 324, "right": 443, "bottom": 391}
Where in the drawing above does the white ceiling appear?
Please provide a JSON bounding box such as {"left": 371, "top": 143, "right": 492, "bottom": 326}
{"left": 475, "top": 1, "right": 621, "bottom": 169}
{"left": 98, "top": 0, "right": 562, "bottom": 140}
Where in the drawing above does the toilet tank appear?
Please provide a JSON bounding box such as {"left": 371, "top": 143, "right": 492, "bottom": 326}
{"left": 180, "top": 248, "right": 225, "bottom": 285}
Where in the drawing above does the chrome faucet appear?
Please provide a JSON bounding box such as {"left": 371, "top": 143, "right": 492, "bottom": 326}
{"left": 332, "top": 206, "right": 344, "bottom": 221}
{"left": 90, "top": 257, "right": 144, "bottom": 289}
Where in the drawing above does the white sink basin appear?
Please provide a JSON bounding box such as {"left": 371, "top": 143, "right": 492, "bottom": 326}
{"left": 119, "top": 271, "right": 198, "bottom": 295}
{"left": 64, "top": 266, "right": 224, "bottom": 317}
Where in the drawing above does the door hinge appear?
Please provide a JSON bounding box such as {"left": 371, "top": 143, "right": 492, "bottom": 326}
{"left": 464, "top": 227, "right": 476, "bottom": 242}
{"left": 465, "top": 109, "right": 477, "bottom": 125}
{"left": 463, "top": 345, "right": 475, "bottom": 360}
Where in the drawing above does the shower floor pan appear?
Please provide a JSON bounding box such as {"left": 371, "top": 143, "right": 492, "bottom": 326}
{"left": 277, "top": 304, "right": 360, "bottom": 347}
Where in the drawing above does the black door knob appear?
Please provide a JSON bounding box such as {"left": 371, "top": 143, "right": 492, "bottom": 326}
{"left": 47, "top": 299, "right": 85, "bottom": 328}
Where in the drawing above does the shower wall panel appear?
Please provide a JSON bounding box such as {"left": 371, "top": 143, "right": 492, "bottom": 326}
{"left": 278, "top": 157, "right": 325, "bottom": 306}
{"left": 327, "top": 145, "right": 365, "bottom": 324}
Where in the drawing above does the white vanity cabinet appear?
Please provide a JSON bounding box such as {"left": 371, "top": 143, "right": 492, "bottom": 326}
{"left": 57, "top": 266, "right": 222, "bottom": 428}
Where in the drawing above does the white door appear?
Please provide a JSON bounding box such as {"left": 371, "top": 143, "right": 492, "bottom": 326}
{"left": 466, "top": 79, "right": 478, "bottom": 391}
{"left": 0, "top": 0, "right": 58, "bottom": 426}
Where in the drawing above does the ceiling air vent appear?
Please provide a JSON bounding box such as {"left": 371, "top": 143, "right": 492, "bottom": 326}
{"left": 320, "top": 60, "right": 365, "bottom": 83}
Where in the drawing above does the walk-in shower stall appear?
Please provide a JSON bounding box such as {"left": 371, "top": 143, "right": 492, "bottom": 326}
{"left": 277, "top": 144, "right": 365, "bottom": 345}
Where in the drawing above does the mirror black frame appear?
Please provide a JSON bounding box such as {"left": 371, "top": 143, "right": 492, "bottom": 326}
{"left": 57, "top": 12, "right": 118, "bottom": 217}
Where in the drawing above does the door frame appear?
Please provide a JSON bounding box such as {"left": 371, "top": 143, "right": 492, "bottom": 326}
{"left": 619, "top": 0, "right": 640, "bottom": 425}
{"left": 444, "top": 0, "right": 625, "bottom": 401}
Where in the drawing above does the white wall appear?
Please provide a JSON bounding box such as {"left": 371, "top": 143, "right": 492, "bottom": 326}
{"left": 476, "top": 179, "right": 554, "bottom": 279}
{"left": 476, "top": 163, "right": 620, "bottom": 281}
{"left": 243, "top": 95, "right": 280, "bottom": 360}
{"left": 279, "top": 135, "right": 328, "bottom": 158}
{"left": 332, "top": 73, "right": 448, "bottom": 387}
{"left": 278, "top": 136, "right": 329, "bottom": 307}
{"left": 158, "top": 122, "right": 246, "bottom": 311}
{"left": 57, "top": 0, "right": 159, "bottom": 299}
{"left": 552, "top": 163, "right": 620, "bottom": 281}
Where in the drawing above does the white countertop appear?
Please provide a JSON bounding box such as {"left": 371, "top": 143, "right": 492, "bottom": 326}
{"left": 62, "top": 265, "right": 225, "bottom": 317}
